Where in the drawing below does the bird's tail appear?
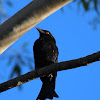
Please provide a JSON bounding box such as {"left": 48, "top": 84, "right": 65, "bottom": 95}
{"left": 36, "top": 81, "right": 59, "bottom": 100}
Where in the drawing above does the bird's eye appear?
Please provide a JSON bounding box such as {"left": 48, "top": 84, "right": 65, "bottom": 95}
{"left": 46, "top": 32, "right": 49, "bottom": 34}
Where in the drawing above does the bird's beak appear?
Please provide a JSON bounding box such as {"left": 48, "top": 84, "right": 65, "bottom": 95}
{"left": 36, "top": 27, "right": 45, "bottom": 34}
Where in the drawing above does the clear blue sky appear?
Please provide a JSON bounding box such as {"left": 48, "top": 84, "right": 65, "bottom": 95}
{"left": 0, "top": 0, "right": 100, "bottom": 100}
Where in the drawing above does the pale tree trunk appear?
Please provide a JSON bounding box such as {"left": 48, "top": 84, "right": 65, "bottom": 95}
{"left": 0, "top": 0, "right": 72, "bottom": 54}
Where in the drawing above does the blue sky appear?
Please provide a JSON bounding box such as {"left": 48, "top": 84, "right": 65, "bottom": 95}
{"left": 0, "top": 0, "right": 100, "bottom": 100}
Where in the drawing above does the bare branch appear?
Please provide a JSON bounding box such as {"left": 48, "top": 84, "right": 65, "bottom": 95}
{"left": 0, "top": 0, "right": 72, "bottom": 54}
{"left": 0, "top": 51, "right": 100, "bottom": 93}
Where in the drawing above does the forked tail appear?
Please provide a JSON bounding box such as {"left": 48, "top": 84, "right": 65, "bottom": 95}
{"left": 36, "top": 81, "right": 58, "bottom": 100}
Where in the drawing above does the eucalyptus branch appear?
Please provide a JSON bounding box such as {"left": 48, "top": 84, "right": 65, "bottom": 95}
{"left": 0, "top": 0, "right": 72, "bottom": 54}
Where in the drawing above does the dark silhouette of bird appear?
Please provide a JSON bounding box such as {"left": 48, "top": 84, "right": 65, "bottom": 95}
{"left": 33, "top": 27, "right": 59, "bottom": 100}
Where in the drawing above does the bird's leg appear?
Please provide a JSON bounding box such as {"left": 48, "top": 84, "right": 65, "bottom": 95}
{"left": 48, "top": 73, "right": 53, "bottom": 81}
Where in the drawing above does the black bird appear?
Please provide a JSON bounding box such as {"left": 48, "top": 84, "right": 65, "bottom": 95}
{"left": 33, "top": 27, "right": 59, "bottom": 100}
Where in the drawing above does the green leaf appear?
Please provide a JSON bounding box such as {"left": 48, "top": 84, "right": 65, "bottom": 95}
{"left": 81, "top": 0, "right": 90, "bottom": 11}
{"left": 10, "top": 64, "right": 21, "bottom": 78}
{"left": 6, "top": 1, "right": 13, "bottom": 7}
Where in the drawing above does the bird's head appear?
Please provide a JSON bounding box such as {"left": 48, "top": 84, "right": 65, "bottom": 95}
{"left": 36, "top": 27, "right": 56, "bottom": 42}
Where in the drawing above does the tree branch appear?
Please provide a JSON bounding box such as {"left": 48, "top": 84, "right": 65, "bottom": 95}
{"left": 0, "top": 51, "right": 100, "bottom": 93}
{"left": 0, "top": 0, "right": 72, "bottom": 54}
